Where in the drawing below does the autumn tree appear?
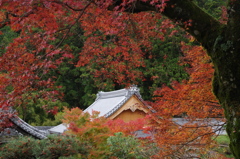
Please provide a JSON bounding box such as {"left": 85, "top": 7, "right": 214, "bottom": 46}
{"left": 153, "top": 44, "right": 222, "bottom": 119}
{"left": 0, "top": 0, "right": 164, "bottom": 119}
{"left": 148, "top": 42, "right": 225, "bottom": 158}
{"left": 0, "top": 0, "right": 188, "bottom": 117}
{"left": 108, "top": 0, "right": 239, "bottom": 158}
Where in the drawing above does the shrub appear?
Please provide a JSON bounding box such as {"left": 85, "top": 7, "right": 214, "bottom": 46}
{"left": 39, "top": 135, "right": 88, "bottom": 159}
{"left": 0, "top": 136, "right": 36, "bottom": 159}
{"left": 0, "top": 135, "right": 88, "bottom": 159}
{"left": 107, "top": 132, "right": 158, "bottom": 159}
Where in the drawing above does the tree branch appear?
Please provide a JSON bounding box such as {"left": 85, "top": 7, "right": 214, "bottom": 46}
{"left": 0, "top": 9, "right": 36, "bottom": 30}
{"left": 52, "top": 0, "right": 85, "bottom": 11}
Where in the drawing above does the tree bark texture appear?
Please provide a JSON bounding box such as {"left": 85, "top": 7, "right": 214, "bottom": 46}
{"left": 115, "top": 0, "right": 240, "bottom": 158}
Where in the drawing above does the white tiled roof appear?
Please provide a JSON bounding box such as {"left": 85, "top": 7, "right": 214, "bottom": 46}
{"left": 48, "top": 124, "right": 67, "bottom": 134}
{"left": 84, "top": 86, "right": 142, "bottom": 117}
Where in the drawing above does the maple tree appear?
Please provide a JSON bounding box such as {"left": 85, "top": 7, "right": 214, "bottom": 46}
{"left": 0, "top": 0, "right": 165, "bottom": 120}
{"left": 107, "top": 0, "right": 240, "bottom": 158}
{"left": 149, "top": 43, "right": 225, "bottom": 158}
{"left": 153, "top": 43, "right": 222, "bottom": 119}
{"left": 0, "top": 2, "right": 188, "bottom": 115}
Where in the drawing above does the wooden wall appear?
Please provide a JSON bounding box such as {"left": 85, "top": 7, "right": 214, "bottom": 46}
{"left": 113, "top": 109, "right": 146, "bottom": 122}
{"left": 109, "top": 95, "right": 148, "bottom": 122}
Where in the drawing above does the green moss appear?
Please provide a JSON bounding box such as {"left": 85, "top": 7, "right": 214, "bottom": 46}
{"left": 213, "top": 135, "right": 234, "bottom": 158}
{"left": 220, "top": 41, "right": 233, "bottom": 52}
{"left": 215, "top": 135, "right": 230, "bottom": 145}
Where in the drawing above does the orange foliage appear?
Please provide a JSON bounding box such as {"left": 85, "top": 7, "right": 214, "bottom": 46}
{"left": 105, "top": 118, "right": 147, "bottom": 135}
{"left": 62, "top": 107, "right": 147, "bottom": 136}
{"left": 149, "top": 43, "right": 225, "bottom": 158}
{"left": 77, "top": 9, "right": 164, "bottom": 84}
{"left": 153, "top": 43, "right": 222, "bottom": 118}
{"left": 61, "top": 107, "right": 148, "bottom": 158}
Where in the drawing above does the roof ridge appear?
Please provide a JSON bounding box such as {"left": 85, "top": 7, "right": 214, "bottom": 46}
{"left": 97, "top": 88, "right": 128, "bottom": 99}
{"left": 96, "top": 85, "right": 140, "bottom": 100}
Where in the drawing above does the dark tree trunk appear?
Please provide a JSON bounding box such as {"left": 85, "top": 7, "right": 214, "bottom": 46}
{"left": 211, "top": 1, "right": 240, "bottom": 158}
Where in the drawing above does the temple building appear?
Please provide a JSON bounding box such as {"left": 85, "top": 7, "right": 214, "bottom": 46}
{"left": 49, "top": 86, "right": 150, "bottom": 134}
{"left": 84, "top": 86, "right": 150, "bottom": 122}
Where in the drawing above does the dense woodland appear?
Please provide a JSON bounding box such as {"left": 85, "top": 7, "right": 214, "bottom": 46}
{"left": 0, "top": 0, "right": 238, "bottom": 158}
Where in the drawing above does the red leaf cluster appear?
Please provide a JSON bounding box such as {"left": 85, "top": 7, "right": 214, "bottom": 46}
{"left": 0, "top": 0, "right": 173, "bottom": 121}
{"left": 148, "top": 43, "right": 224, "bottom": 157}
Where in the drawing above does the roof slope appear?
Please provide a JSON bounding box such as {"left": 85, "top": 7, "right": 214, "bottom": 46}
{"left": 48, "top": 124, "right": 67, "bottom": 134}
{"left": 84, "top": 86, "right": 144, "bottom": 118}
{"left": 10, "top": 116, "right": 47, "bottom": 139}
{"left": 1, "top": 108, "right": 47, "bottom": 139}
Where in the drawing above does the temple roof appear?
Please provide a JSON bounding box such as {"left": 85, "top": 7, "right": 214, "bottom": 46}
{"left": 10, "top": 116, "right": 47, "bottom": 139}
{"left": 84, "top": 85, "right": 145, "bottom": 118}
{"left": 0, "top": 109, "right": 47, "bottom": 140}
